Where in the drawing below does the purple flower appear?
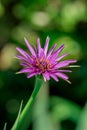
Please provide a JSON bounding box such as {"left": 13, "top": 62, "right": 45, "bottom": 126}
{"left": 16, "top": 37, "right": 77, "bottom": 83}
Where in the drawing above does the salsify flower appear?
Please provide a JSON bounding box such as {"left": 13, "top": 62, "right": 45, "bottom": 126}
{"left": 16, "top": 37, "right": 78, "bottom": 83}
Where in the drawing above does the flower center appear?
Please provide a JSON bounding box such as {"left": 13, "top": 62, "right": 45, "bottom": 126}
{"left": 36, "top": 58, "right": 51, "bottom": 73}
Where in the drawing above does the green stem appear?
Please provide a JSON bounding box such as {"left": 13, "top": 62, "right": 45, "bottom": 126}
{"left": 11, "top": 78, "right": 43, "bottom": 130}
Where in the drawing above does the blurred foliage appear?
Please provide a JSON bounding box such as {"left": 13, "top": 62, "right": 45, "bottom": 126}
{"left": 0, "top": 0, "right": 87, "bottom": 130}
{"left": 76, "top": 104, "right": 87, "bottom": 130}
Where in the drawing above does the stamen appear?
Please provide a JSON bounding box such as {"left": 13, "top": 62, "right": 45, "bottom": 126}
{"left": 35, "top": 58, "right": 51, "bottom": 73}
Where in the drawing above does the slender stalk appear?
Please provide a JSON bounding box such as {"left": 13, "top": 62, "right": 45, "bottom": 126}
{"left": 11, "top": 78, "right": 43, "bottom": 130}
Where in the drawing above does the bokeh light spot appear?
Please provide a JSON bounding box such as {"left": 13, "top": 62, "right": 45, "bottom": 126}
{"left": 30, "top": 11, "right": 51, "bottom": 27}
{"left": 6, "top": 99, "right": 20, "bottom": 114}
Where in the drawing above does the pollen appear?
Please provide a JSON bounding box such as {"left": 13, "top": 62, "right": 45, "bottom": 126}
{"left": 35, "top": 58, "right": 51, "bottom": 73}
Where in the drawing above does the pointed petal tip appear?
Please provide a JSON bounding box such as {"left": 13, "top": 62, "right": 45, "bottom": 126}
{"left": 37, "top": 37, "right": 40, "bottom": 43}
{"left": 16, "top": 47, "right": 22, "bottom": 52}
{"left": 15, "top": 71, "right": 21, "bottom": 74}
{"left": 27, "top": 72, "right": 36, "bottom": 78}
{"left": 16, "top": 47, "right": 19, "bottom": 50}
{"left": 54, "top": 43, "right": 57, "bottom": 47}
{"left": 44, "top": 36, "right": 50, "bottom": 55}
{"left": 24, "top": 37, "right": 27, "bottom": 41}
{"left": 61, "top": 44, "right": 65, "bottom": 47}
{"left": 58, "top": 44, "right": 65, "bottom": 50}
{"left": 66, "top": 80, "right": 71, "bottom": 84}
{"left": 16, "top": 47, "right": 23, "bottom": 51}
{"left": 55, "top": 78, "right": 59, "bottom": 82}
{"left": 47, "top": 36, "right": 50, "bottom": 40}
{"left": 24, "top": 37, "right": 30, "bottom": 45}
{"left": 37, "top": 37, "right": 40, "bottom": 40}
{"left": 73, "top": 60, "right": 77, "bottom": 62}
{"left": 56, "top": 80, "right": 59, "bottom": 82}
{"left": 68, "top": 65, "right": 80, "bottom": 68}
{"left": 24, "top": 37, "right": 28, "bottom": 44}
{"left": 13, "top": 56, "right": 17, "bottom": 59}
{"left": 43, "top": 77, "right": 46, "bottom": 82}
{"left": 58, "top": 70, "right": 72, "bottom": 73}
{"left": 43, "top": 72, "right": 50, "bottom": 81}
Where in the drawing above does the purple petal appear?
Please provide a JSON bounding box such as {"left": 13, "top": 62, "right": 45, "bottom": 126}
{"left": 34, "top": 45, "right": 37, "bottom": 54}
{"left": 20, "top": 61, "right": 31, "bottom": 67}
{"left": 50, "top": 44, "right": 65, "bottom": 60}
{"left": 47, "top": 44, "right": 56, "bottom": 58}
{"left": 40, "top": 49, "right": 45, "bottom": 59}
{"left": 24, "top": 37, "right": 36, "bottom": 56}
{"left": 65, "top": 60, "right": 77, "bottom": 64}
{"left": 55, "top": 72, "right": 69, "bottom": 80}
{"left": 16, "top": 47, "right": 29, "bottom": 58}
{"left": 54, "top": 62, "right": 69, "bottom": 69}
{"left": 20, "top": 68, "right": 34, "bottom": 73}
{"left": 16, "top": 55, "right": 32, "bottom": 63}
{"left": 44, "top": 36, "right": 50, "bottom": 55}
{"left": 54, "top": 60, "right": 77, "bottom": 69}
{"left": 43, "top": 72, "right": 50, "bottom": 81}
{"left": 57, "top": 70, "right": 72, "bottom": 72}
{"left": 50, "top": 74, "right": 59, "bottom": 81}
{"left": 37, "top": 38, "right": 42, "bottom": 57}
{"left": 37, "top": 38, "right": 45, "bottom": 58}
{"left": 16, "top": 55, "right": 27, "bottom": 60}
{"left": 20, "top": 63, "right": 28, "bottom": 67}
{"left": 27, "top": 72, "right": 36, "bottom": 78}
{"left": 56, "top": 53, "right": 70, "bottom": 61}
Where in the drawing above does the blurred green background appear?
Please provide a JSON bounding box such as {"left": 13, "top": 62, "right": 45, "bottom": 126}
{"left": 0, "top": 0, "right": 87, "bottom": 130}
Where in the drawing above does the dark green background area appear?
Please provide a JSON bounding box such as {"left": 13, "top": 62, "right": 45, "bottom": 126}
{"left": 0, "top": 0, "right": 87, "bottom": 130}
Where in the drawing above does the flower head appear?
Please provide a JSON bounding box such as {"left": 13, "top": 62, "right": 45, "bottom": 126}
{"left": 16, "top": 37, "right": 77, "bottom": 83}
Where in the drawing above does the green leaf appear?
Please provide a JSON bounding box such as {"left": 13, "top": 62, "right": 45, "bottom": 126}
{"left": 50, "top": 96, "right": 81, "bottom": 123}
{"left": 11, "top": 78, "right": 43, "bottom": 130}
{"left": 11, "top": 100, "right": 23, "bottom": 130}
{"left": 76, "top": 103, "right": 87, "bottom": 130}
{"left": 3, "top": 123, "right": 7, "bottom": 130}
